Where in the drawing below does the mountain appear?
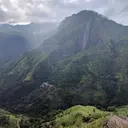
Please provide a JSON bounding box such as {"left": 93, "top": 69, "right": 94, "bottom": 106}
{"left": 0, "top": 22, "right": 57, "bottom": 68}
{"left": 15, "top": 22, "right": 58, "bottom": 48}
{"left": 0, "top": 10, "right": 128, "bottom": 118}
{"left": 0, "top": 22, "right": 58, "bottom": 48}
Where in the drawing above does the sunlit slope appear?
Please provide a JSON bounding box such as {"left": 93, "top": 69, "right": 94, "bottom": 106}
{"left": 42, "top": 105, "right": 110, "bottom": 128}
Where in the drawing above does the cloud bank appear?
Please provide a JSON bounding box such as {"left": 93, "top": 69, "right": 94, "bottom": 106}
{"left": 0, "top": 0, "right": 128, "bottom": 25}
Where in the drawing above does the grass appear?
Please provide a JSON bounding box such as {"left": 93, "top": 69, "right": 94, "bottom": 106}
{"left": 32, "top": 105, "right": 128, "bottom": 128}
{"left": 1, "top": 105, "right": 128, "bottom": 128}
{"left": 115, "top": 106, "right": 128, "bottom": 117}
{"left": 0, "top": 110, "right": 18, "bottom": 128}
{"left": 47, "top": 105, "right": 111, "bottom": 128}
{"left": 24, "top": 72, "right": 33, "bottom": 81}
{"left": 0, "top": 109, "right": 32, "bottom": 128}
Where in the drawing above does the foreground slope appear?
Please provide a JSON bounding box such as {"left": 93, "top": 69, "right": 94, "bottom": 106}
{"left": 0, "top": 106, "right": 110, "bottom": 128}
{"left": 41, "top": 105, "right": 128, "bottom": 128}
{"left": 0, "top": 105, "right": 128, "bottom": 128}
{"left": 51, "top": 105, "right": 110, "bottom": 128}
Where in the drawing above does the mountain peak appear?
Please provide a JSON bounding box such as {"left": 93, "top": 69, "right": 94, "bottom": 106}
{"left": 59, "top": 10, "right": 108, "bottom": 30}
{"left": 64, "top": 10, "right": 104, "bottom": 21}
{"left": 74, "top": 10, "right": 99, "bottom": 16}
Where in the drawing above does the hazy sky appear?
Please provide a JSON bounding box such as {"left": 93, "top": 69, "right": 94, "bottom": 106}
{"left": 0, "top": 0, "right": 128, "bottom": 25}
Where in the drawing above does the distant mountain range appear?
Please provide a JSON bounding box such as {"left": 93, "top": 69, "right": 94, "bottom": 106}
{"left": 0, "top": 22, "right": 57, "bottom": 68}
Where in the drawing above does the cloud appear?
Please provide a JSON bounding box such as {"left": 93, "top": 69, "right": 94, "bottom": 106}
{"left": 0, "top": 8, "right": 8, "bottom": 21}
{"left": 0, "top": 0, "right": 128, "bottom": 25}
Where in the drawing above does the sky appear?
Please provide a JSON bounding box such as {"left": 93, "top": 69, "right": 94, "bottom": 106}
{"left": 0, "top": 0, "right": 128, "bottom": 25}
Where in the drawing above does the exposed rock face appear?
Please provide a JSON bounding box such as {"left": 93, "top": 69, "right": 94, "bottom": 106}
{"left": 82, "top": 21, "right": 91, "bottom": 49}
{"left": 40, "top": 82, "right": 54, "bottom": 88}
{"left": 107, "top": 116, "right": 128, "bottom": 128}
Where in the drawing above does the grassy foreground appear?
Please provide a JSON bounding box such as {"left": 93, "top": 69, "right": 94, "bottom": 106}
{"left": 1, "top": 105, "right": 128, "bottom": 128}
{"left": 42, "top": 105, "right": 111, "bottom": 128}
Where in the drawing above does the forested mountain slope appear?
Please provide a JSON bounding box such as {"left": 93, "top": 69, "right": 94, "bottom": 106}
{"left": 0, "top": 10, "right": 128, "bottom": 117}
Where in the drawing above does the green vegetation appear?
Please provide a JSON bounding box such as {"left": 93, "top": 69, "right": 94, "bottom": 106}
{"left": 40, "top": 105, "right": 128, "bottom": 128}
{"left": 114, "top": 106, "right": 128, "bottom": 117}
{"left": 53, "top": 105, "right": 110, "bottom": 128}
{"left": 1, "top": 105, "right": 128, "bottom": 128}
{"left": 24, "top": 72, "right": 33, "bottom": 81}
{"left": 0, "top": 109, "right": 32, "bottom": 128}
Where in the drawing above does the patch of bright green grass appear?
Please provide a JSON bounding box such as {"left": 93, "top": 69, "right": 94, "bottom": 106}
{"left": 24, "top": 72, "right": 33, "bottom": 81}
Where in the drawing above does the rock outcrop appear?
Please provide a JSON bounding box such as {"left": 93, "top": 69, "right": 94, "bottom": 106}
{"left": 107, "top": 116, "right": 128, "bottom": 128}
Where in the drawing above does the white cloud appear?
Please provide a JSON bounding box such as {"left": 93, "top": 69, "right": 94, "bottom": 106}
{"left": 0, "top": 0, "right": 128, "bottom": 25}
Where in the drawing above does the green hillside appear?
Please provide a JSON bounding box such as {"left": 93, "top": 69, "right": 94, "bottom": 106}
{"left": 0, "top": 109, "right": 34, "bottom": 128}
{"left": 0, "top": 105, "right": 128, "bottom": 128}
{"left": 0, "top": 106, "right": 110, "bottom": 128}
{"left": 38, "top": 105, "right": 128, "bottom": 128}
{"left": 52, "top": 105, "right": 110, "bottom": 128}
